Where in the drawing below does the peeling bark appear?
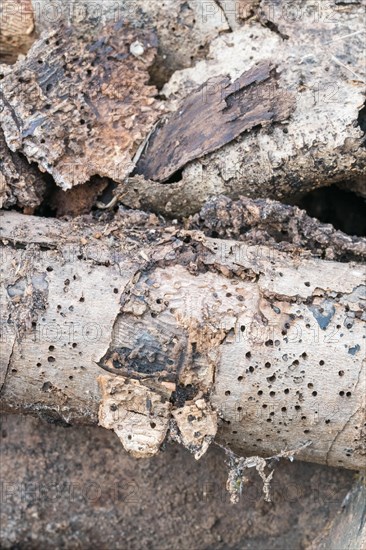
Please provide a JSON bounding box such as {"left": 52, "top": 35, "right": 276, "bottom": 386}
{"left": 0, "top": 22, "right": 164, "bottom": 189}
{"left": 114, "top": 0, "right": 365, "bottom": 216}
{"left": 1, "top": 1, "right": 364, "bottom": 217}
{"left": 0, "top": 210, "right": 365, "bottom": 471}
{"left": 135, "top": 62, "right": 295, "bottom": 181}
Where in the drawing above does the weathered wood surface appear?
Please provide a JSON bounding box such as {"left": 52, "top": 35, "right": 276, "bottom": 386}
{"left": 309, "top": 480, "right": 366, "bottom": 550}
{"left": 0, "top": 210, "right": 365, "bottom": 469}
{"left": 135, "top": 62, "right": 295, "bottom": 181}
{"left": 119, "top": 0, "right": 366, "bottom": 216}
{"left": 0, "top": 0, "right": 36, "bottom": 64}
{"left": 30, "top": 0, "right": 230, "bottom": 88}
{"left": 187, "top": 196, "right": 366, "bottom": 263}
{"left": 0, "top": 22, "right": 164, "bottom": 190}
{"left": 0, "top": 127, "right": 45, "bottom": 210}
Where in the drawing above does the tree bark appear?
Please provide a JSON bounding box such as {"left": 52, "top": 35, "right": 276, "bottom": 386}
{"left": 1, "top": 210, "right": 365, "bottom": 470}
{"left": 309, "top": 481, "right": 366, "bottom": 550}
{"left": 115, "top": 0, "right": 366, "bottom": 217}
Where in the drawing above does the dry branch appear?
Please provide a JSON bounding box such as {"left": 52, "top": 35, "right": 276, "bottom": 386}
{"left": 187, "top": 195, "right": 366, "bottom": 263}
{"left": 0, "top": 210, "right": 365, "bottom": 471}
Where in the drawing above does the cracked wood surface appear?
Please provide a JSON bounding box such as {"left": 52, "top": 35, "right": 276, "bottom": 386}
{"left": 117, "top": 0, "right": 366, "bottom": 217}
{"left": 0, "top": 210, "right": 365, "bottom": 469}
{"left": 135, "top": 61, "right": 295, "bottom": 181}
{"left": 0, "top": 22, "right": 164, "bottom": 190}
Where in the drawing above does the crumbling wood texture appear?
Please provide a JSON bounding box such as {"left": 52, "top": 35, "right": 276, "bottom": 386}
{"left": 1, "top": 211, "right": 365, "bottom": 470}
{"left": 115, "top": 0, "right": 366, "bottom": 217}
{"left": 31, "top": 0, "right": 230, "bottom": 88}
{"left": 0, "top": 127, "right": 45, "bottom": 211}
{"left": 187, "top": 196, "right": 366, "bottom": 263}
{"left": 0, "top": 22, "right": 164, "bottom": 190}
{"left": 1, "top": 1, "right": 365, "bottom": 218}
{"left": 0, "top": 0, "right": 36, "bottom": 64}
{"left": 135, "top": 62, "right": 295, "bottom": 181}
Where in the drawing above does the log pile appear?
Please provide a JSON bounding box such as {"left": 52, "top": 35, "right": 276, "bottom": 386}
{"left": 0, "top": 0, "right": 365, "bottom": 515}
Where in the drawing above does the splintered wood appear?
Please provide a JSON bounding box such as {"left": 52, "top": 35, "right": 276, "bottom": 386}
{"left": 98, "top": 374, "right": 172, "bottom": 458}
{"left": 135, "top": 62, "right": 295, "bottom": 181}
{"left": 0, "top": 22, "right": 164, "bottom": 189}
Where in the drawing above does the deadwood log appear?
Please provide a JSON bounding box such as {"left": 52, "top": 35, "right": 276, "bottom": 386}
{"left": 123, "top": 0, "right": 366, "bottom": 216}
{"left": 0, "top": 210, "right": 365, "bottom": 471}
{"left": 111, "top": 0, "right": 366, "bottom": 216}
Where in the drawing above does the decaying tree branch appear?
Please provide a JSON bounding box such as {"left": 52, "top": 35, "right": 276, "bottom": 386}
{"left": 116, "top": 0, "right": 366, "bottom": 216}
{"left": 187, "top": 195, "right": 366, "bottom": 263}
{"left": 1, "top": 210, "right": 365, "bottom": 471}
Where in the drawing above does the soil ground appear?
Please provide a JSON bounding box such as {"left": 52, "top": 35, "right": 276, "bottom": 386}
{"left": 0, "top": 413, "right": 355, "bottom": 549}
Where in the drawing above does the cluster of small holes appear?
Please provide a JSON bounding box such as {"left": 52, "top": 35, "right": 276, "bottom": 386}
{"left": 220, "top": 325, "right": 360, "bottom": 454}
{"left": 339, "top": 391, "right": 352, "bottom": 397}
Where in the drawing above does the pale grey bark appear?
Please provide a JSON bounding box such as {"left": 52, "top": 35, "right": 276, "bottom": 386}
{"left": 1, "top": 211, "right": 365, "bottom": 470}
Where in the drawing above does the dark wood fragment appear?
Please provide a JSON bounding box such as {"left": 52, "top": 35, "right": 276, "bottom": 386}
{"left": 135, "top": 62, "right": 295, "bottom": 182}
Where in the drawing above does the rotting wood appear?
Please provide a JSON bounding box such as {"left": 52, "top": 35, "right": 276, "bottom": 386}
{"left": 0, "top": 21, "right": 165, "bottom": 189}
{"left": 111, "top": 1, "right": 365, "bottom": 217}
{"left": 0, "top": 0, "right": 36, "bottom": 64}
{"left": 0, "top": 127, "right": 45, "bottom": 211}
{"left": 135, "top": 61, "right": 295, "bottom": 182}
{"left": 187, "top": 195, "right": 366, "bottom": 263}
{"left": 31, "top": 0, "right": 230, "bottom": 89}
{"left": 1, "top": 1, "right": 364, "bottom": 218}
{"left": 0, "top": 210, "right": 365, "bottom": 471}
